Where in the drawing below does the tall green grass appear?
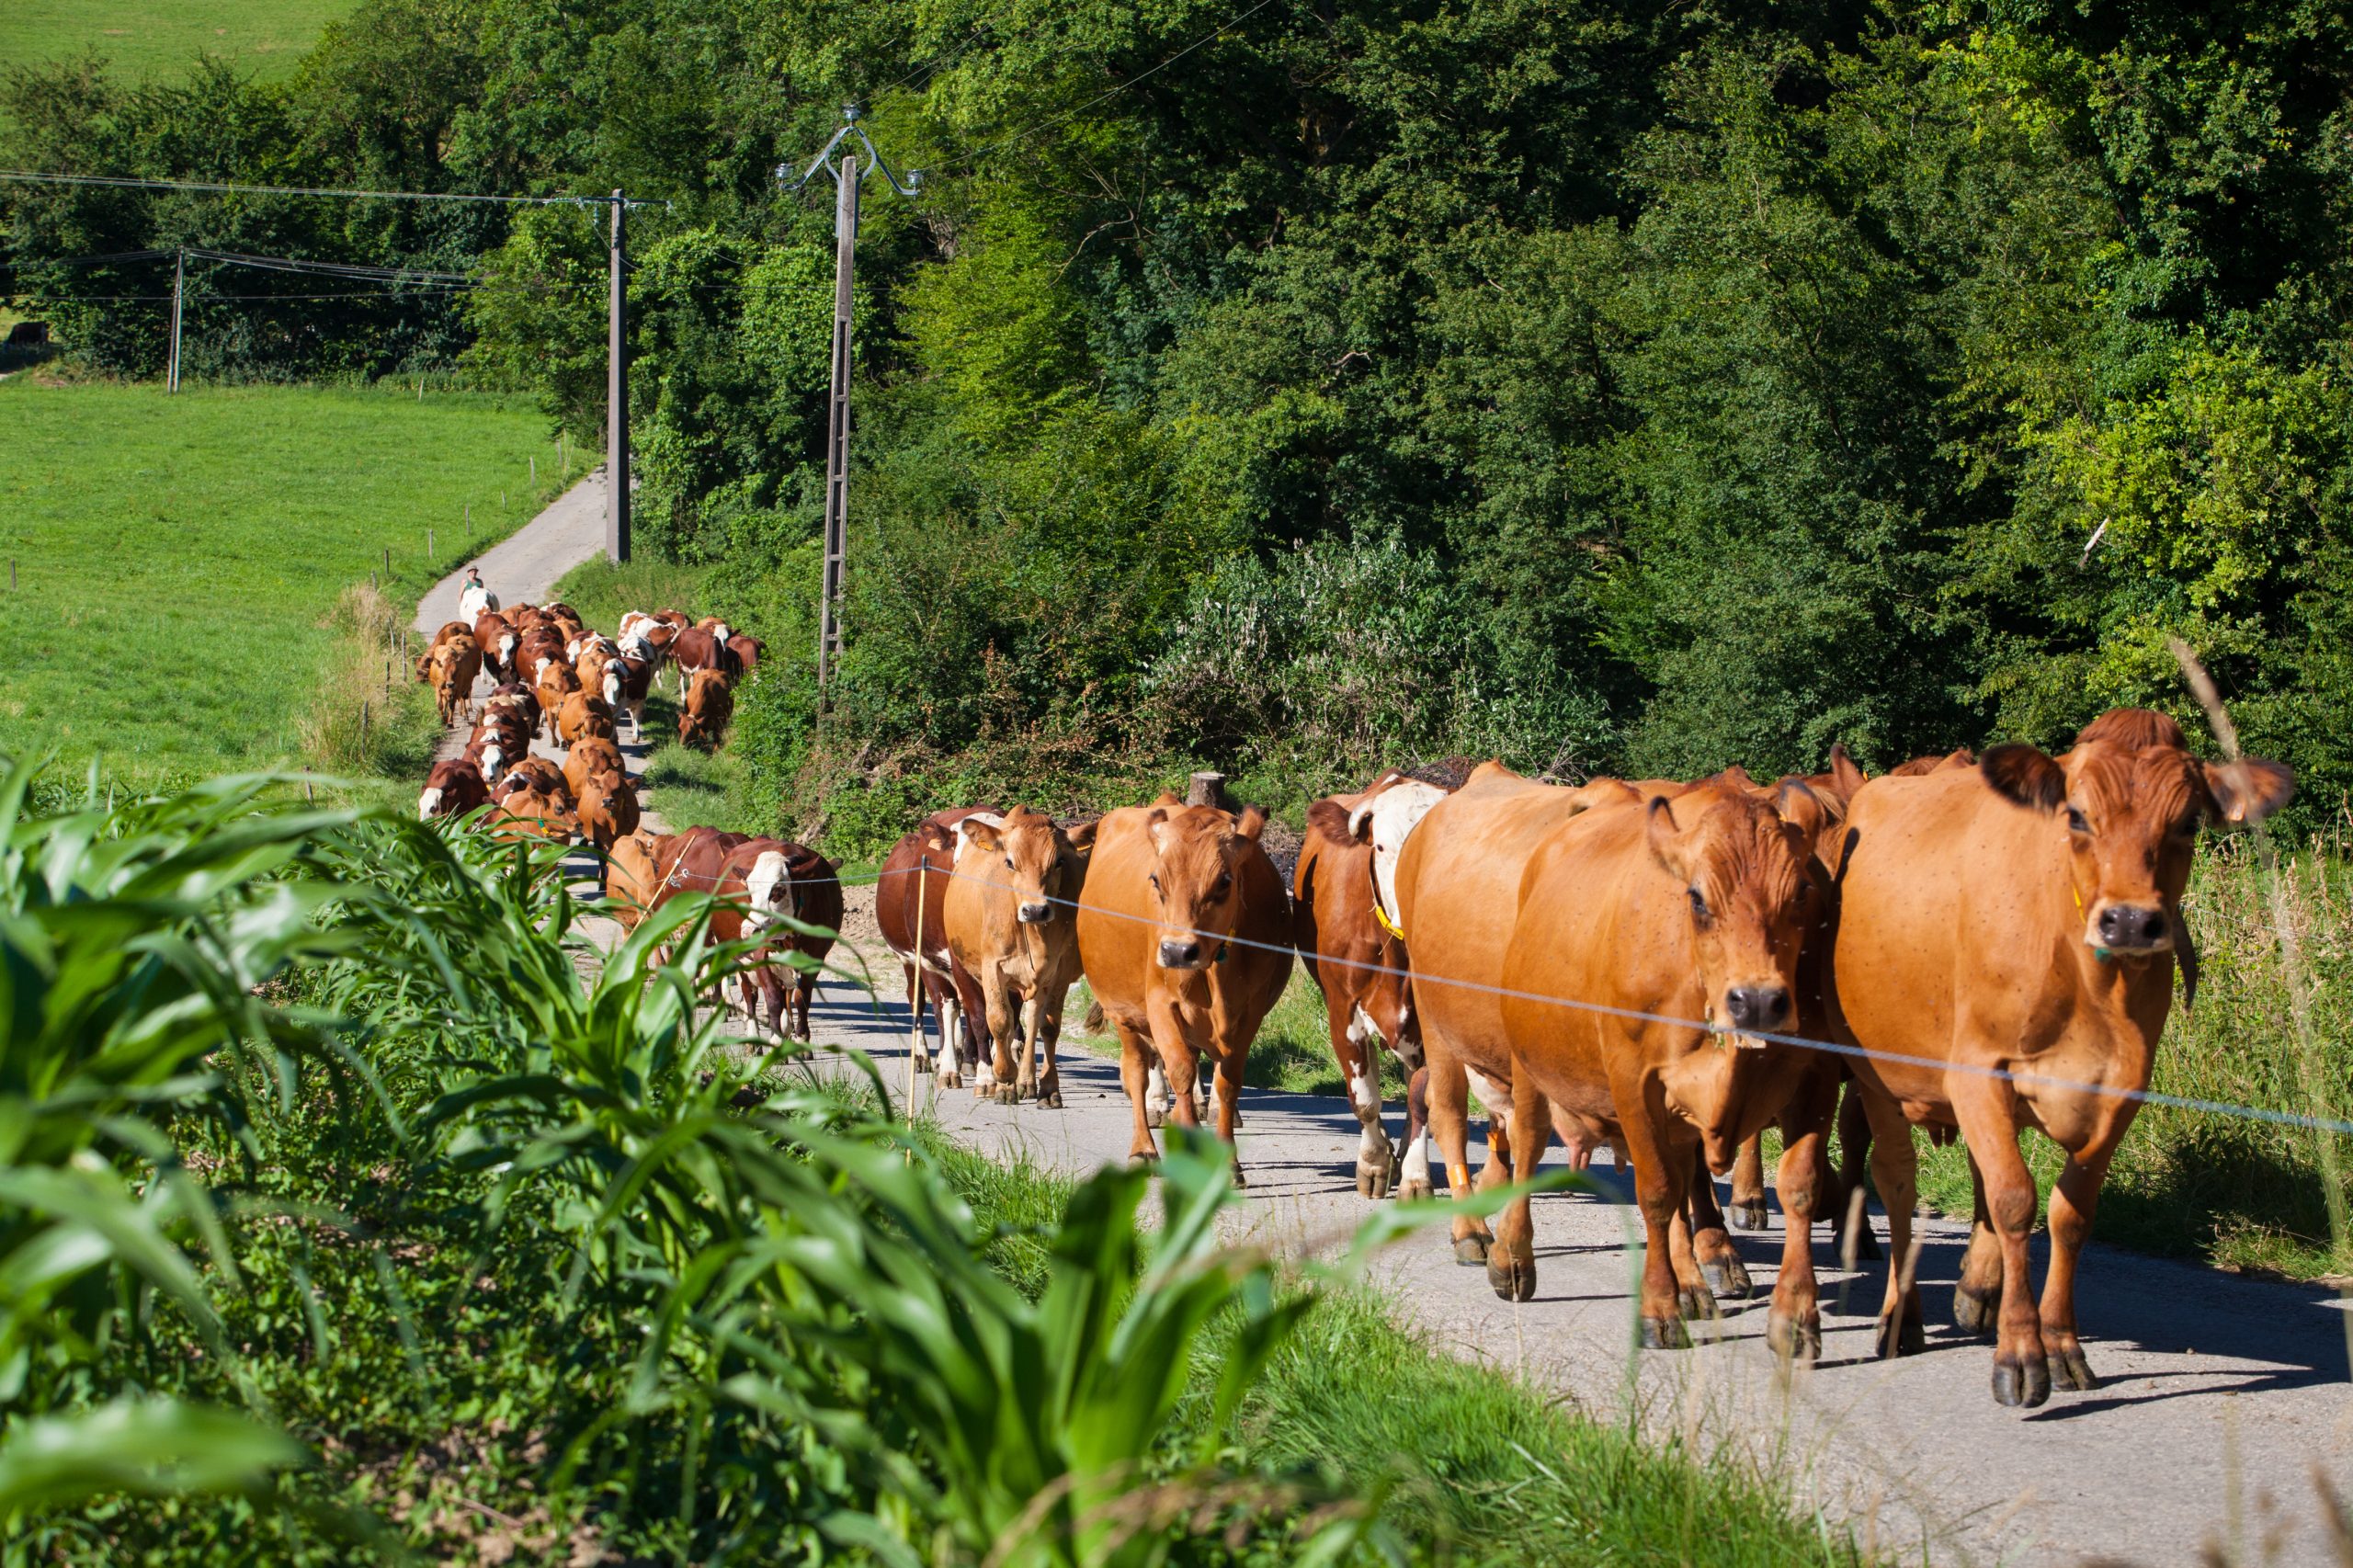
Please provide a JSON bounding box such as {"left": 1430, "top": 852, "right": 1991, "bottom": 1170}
{"left": 1912, "top": 841, "right": 2353, "bottom": 1278}
{"left": 2, "top": 0, "right": 343, "bottom": 89}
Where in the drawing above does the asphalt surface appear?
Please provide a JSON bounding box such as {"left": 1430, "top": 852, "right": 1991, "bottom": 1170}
{"left": 415, "top": 470, "right": 608, "bottom": 634}
{"left": 424, "top": 477, "right": 2353, "bottom": 1568}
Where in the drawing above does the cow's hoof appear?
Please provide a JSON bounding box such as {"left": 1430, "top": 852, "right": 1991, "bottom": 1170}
{"left": 1952, "top": 1282, "right": 1999, "bottom": 1338}
{"left": 1676, "top": 1285, "right": 1720, "bottom": 1322}
{"left": 1356, "top": 1162, "right": 1392, "bottom": 1199}
{"left": 1640, "top": 1315, "right": 1691, "bottom": 1351}
{"left": 1701, "top": 1255, "right": 1752, "bottom": 1300}
{"left": 1145, "top": 1103, "right": 1165, "bottom": 1130}
{"left": 938, "top": 1071, "right": 962, "bottom": 1090}
{"left": 1767, "top": 1311, "right": 1821, "bottom": 1366}
{"left": 1452, "top": 1234, "right": 1491, "bottom": 1267}
{"left": 1486, "top": 1255, "right": 1537, "bottom": 1303}
{"left": 1992, "top": 1353, "right": 2051, "bottom": 1409}
{"left": 1387, "top": 1151, "right": 1404, "bottom": 1187}
{"left": 2046, "top": 1346, "right": 2097, "bottom": 1392}
{"left": 912, "top": 1055, "right": 933, "bottom": 1075}
{"left": 1039, "top": 1087, "right": 1063, "bottom": 1109}
{"left": 1231, "top": 1165, "right": 1248, "bottom": 1190}
{"left": 1012, "top": 1076, "right": 1036, "bottom": 1102}
{"left": 1399, "top": 1178, "right": 1435, "bottom": 1202}
{"left": 1727, "top": 1198, "right": 1768, "bottom": 1232}
{"left": 1875, "top": 1312, "right": 1926, "bottom": 1360}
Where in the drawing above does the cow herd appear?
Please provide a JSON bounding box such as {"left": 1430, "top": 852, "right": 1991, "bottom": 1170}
{"left": 411, "top": 614, "right": 2293, "bottom": 1412}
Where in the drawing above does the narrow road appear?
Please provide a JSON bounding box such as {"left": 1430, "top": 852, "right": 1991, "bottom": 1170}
{"left": 413, "top": 485, "right": 2353, "bottom": 1566}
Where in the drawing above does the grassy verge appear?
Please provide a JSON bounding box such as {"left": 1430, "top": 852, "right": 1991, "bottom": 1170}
{"left": 0, "top": 379, "right": 559, "bottom": 788}
{"left": 1909, "top": 842, "right": 2353, "bottom": 1278}
{"left": 925, "top": 1118, "right": 1863, "bottom": 1566}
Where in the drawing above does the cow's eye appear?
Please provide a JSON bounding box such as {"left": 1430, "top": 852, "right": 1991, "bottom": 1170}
{"left": 1212, "top": 873, "right": 1232, "bottom": 899}
{"left": 1148, "top": 873, "right": 1161, "bottom": 893}
{"left": 1688, "top": 888, "right": 1711, "bottom": 927}
{"left": 2066, "top": 807, "right": 2089, "bottom": 835}
{"left": 1005, "top": 856, "right": 1015, "bottom": 869}
{"left": 2170, "top": 812, "right": 2200, "bottom": 839}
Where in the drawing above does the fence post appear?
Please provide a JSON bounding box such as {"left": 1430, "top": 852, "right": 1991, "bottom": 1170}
{"left": 1186, "top": 772, "right": 1228, "bottom": 809}
{"left": 166, "top": 250, "right": 185, "bottom": 393}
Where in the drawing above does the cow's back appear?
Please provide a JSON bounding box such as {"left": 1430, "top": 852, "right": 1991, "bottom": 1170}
{"left": 1394, "top": 765, "right": 1598, "bottom": 1074}
{"left": 1832, "top": 767, "right": 2083, "bottom": 1063}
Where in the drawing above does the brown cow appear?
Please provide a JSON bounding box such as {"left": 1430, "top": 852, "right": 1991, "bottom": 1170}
{"left": 576, "top": 769, "right": 641, "bottom": 852}
{"left": 1826, "top": 708, "right": 2290, "bottom": 1406}
{"left": 485, "top": 786, "right": 575, "bottom": 843}
{"left": 575, "top": 636, "right": 624, "bottom": 711}
{"left": 671, "top": 626, "right": 738, "bottom": 692}
{"left": 428, "top": 633, "right": 483, "bottom": 726}
{"left": 875, "top": 809, "right": 999, "bottom": 1087}
{"left": 418, "top": 758, "right": 488, "bottom": 820}
{"left": 686, "top": 838, "right": 841, "bottom": 1043}
{"left": 944, "top": 807, "right": 1096, "bottom": 1106}
{"left": 483, "top": 683, "right": 540, "bottom": 740}
{"left": 474, "top": 610, "right": 519, "bottom": 685}
{"left": 413, "top": 620, "right": 473, "bottom": 682}
{"left": 613, "top": 654, "right": 655, "bottom": 738}
{"left": 494, "top": 756, "right": 570, "bottom": 804}
{"left": 677, "top": 668, "right": 733, "bottom": 750}
{"left": 563, "top": 736, "right": 627, "bottom": 801}
{"left": 603, "top": 831, "right": 680, "bottom": 930}
{"left": 724, "top": 633, "right": 766, "bottom": 676}
{"left": 535, "top": 659, "right": 582, "bottom": 720}
{"left": 556, "top": 691, "right": 618, "bottom": 747}
{"left": 1294, "top": 773, "right": 1434, "bottom": 1198}
{"left": 1074, "top": 795, "right": 1290, "bottom": 1177}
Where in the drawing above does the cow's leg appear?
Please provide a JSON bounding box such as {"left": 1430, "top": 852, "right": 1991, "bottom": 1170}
{"left": 1727, "top": 1135, "right": 1769, "bottom": 1231}
{"left": 1011, "top": 993, "right": 1041, "bottom": 1103}
{"left": 951, "top": 965, "right": 992, "bottom": 1091}
{"left": 980, "top": 973, "right": 1017, "bottom": 1104}
{"left": 1112, "top": 1017, "right": 1160, "bottom": 1164}
{"left": 1952, "top": 1146, "right": 2002, "bottom": 1337}
{"left": 1398, "top": 1065, "right": 1435, "bottom": 1200}
{"left": 1767, "top": 1062, "right": 1839, "bottom": 1365}
{"left": 1423, "top": 1045, "right": 1490, "bottom": 1263}
{"left": 1150, "top": 997, "right": 1205, "bottom": 1133}
{"left": 904, "top": 963, "right": 931, "bottom": 1074}
{"left": 1949, "top": 1077, "right": 2047, "bottom": 1408}
{"left": 1833, "top": 1080, "right": 1880, "bottom": 1260}
{"left": 1035, "top": 1004, "right": 1065, "bottom": 1108}
{"left": 1616, "top": 1108, "right": 1692, "bottom": 1348}
{"left": 1342, "top": 1006, "right": 1393, "bottom": 1199}
{"left": 1860, "top": 1085, "right": 1926, "bottom": 1361}
{"left": 1665, "top": 1199, "right": 1721, "bottom": 1324}
{"left": 1143, "top": 1061, "right": 1171, "bottom": 1128}
{"left": 791, "top": 970, "right": 816, "bottom": 1040}
{"left": 1686, "top": 1147, "right": 1751, "bottom": 1300}
{"left": 1487, "top": 1060, "right": 1550, "bottom": 1301}
{"left": 1213, "top": 1050, "right": 1247, "bottom": 1186}
{"left": 2040, "top": 1130, "right": 2128, "bottom": 1394}
{"left": 936, "top": 985, "right": 964, "bottom": 1089}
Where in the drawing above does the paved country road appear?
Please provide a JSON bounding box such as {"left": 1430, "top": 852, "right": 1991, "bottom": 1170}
{"left": 417, "top": 483, "right": 2353, "bottom": 1567}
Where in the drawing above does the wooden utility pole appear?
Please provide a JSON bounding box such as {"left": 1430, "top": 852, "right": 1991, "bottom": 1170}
{"left": 607, "top": 189, "right": 631, "bottom": 563}
{"left": 166, "top": 249, "right": 185, "bottom": 392}
{"left": 817, "top": 154, "right": 858, "bottom": 688}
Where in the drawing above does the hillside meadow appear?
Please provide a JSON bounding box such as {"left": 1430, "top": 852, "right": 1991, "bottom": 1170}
{"left": 0, "top": 378, "right": 558, "bottom": 787}
{"left": 0, "top": 0, "right": 340, "bottom": 89}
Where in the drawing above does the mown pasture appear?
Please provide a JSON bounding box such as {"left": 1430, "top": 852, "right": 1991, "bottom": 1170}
{"left": 0, "top": 380, "right": 556, "bottom": 787}
{"left": 1, "top": 0, "right": 341, "bottom": 89}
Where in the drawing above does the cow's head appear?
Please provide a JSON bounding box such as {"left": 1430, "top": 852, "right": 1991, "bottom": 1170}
{"left": 1346, "top": 776, "right": 1451, "bottom": 933}
{"left": 740, "top": 848, "right": 795, "bottom": 936}
{"left": 1647, "top": 779, "right": 1826, "bottom": 1043}
{"left": 1981, "top": 708, "right": 2292, "bottom": 957}
{"left": 961, "top": 806, "right": 1097, "bottom": 926}
{"left": 1143, "top": 800, "right": 1266, "bottom": 970}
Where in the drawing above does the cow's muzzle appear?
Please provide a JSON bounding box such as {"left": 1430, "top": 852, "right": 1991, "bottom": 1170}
{"left": 2091, "top": 902, "right": 2172, "bottom": 956}
{"left": 1722, "top": 984, "right": 1790, "bottom": 1035}
{"left": 1157, "top": 938, "right": 1204, "bottom": 970}
{"left": 1017, "top": 901, "right": 1052, "bottom": 925}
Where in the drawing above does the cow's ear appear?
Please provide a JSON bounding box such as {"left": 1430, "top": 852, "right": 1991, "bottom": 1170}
{"left": 1645, "top": 797, "right": 1690, "bottom": 882}
{"left": 1774, "top": 778, "right": 1825, "bottom": 857}
{"left": 2205, "top": 756, "right": 2294, "bottom": 824}
{"left": 1981, "top": 744, "right": 2065, "bottom": 812}
{"left": 1345, "top": 801, "right": 1378, "bottom": 844}
{"left": 1064, "top": 819, "right": 1099, "bottom": 854}
{"left": 961, "top": 819, "right": 1003, "bottom": 855}
{"left": 1828, "top": 744, "right": 1868, "bottom": 801}
{"left": 1715, "top": 763, "right": 1756, "bottom": 790}
{"left": 1234, "top": 805, "right": 1267, "bottom": 844}
{"left": 1306, "top": 800, "right": 1354, "bottom": 844}
{"left": 1566, "top": 778, "right": 1639, "bottom": 814}
{"left": 1146, "top": 806, "right": 1172, "bottom": 854}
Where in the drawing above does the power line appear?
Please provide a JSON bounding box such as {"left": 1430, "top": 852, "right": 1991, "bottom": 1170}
{"left": 0, "top": 169, "right": 665, "bottom": 209}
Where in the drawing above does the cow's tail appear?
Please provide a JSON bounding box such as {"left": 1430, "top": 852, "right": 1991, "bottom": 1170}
{"left": 1085, "top": 1000, "right": 1107, "bottom": 1035}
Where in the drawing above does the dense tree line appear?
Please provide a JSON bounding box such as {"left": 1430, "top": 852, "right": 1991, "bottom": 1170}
{"left": 9, "top": 0, "right": 2353, "bottom": 835}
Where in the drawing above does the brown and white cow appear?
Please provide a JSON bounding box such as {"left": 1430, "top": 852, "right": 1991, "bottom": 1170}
{"left": 485, "top": 785, "right": 575, "bottom": 844}
{"left": 876, "top": 809, "right": 999, "bottom": 1087}
{"left": 418, "top": 758, "right": 488, "bottom": 820}
{"left": 1826, "top": 708, "right": 2290, "bottom": 1406}
{"left": 698, "top": 837, "right": 842, "bottom": 1043}
{"left": 473, "top": 610, "right": 519, "bottom": 685}
{"left": 534, "top": 657, "right": 582, "bottom": 720}
{"left": 1074, "top": 795, "right": 1290, "bottom": 1177}
{"left": 612, "top": 654, "right": 655, "bottom": 738}
{"left": 575, "top": 636, "right": 624, "bottom": 712}
{"left": 670, "top": 626, "right": 737, "bottom": 692}
{"left": 943, "top": 807, "right": 1096, "bottom": 1107}
{"left": 492, "top": 756, "right": 570, "bottom": 805}
{"left": 1294, "top": 772, "right": 1437, "bottom": 1198}
{"left": 563, "top": 736, "right": 627, "bottom": 801}
{"left": 677, "top": 668, "right": 733, "bottom": 750}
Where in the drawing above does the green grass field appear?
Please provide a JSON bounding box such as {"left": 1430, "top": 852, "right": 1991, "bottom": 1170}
{"left": 0, "top": 380, "right": 560, "bottom": 787}
{"left": 1, "top": 0, "right": 343, "bottom": 87}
